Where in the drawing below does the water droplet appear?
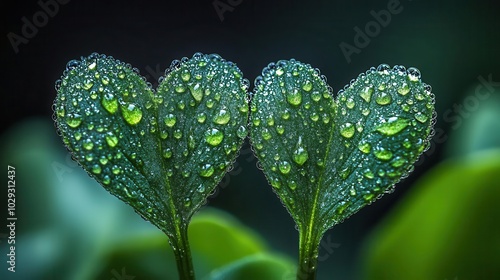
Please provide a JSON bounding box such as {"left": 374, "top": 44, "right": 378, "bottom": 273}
{"left": 302, "top": 80, "right": 313, "bottom": 92}
{"left": 237, "top": 125, "right": 247, "bottom": 139}
{"left": 112, "top": 165, "right": 121, "bottom": 175}
{"left": 163, "top": 148, "right": 172, "bottom": 158}
{"left": 205, "top": 128, "right": 224, "bottom": 146}
{"left": 288, "top": 180, "right": 298, "bottom": 190}
{"left": 286, "top": 89, "right": 302, "bottom": 106}
{"left": 66, "top": 113, "right": 82, "bottom": 128}
{"left": 391, "top": 156, "right": 406, "bottom": 168}
{"left": 292, "top": 137, "right": 308, "bottom": 166}
{"left": 275, "top": 125, "right": 285, "bottom": 135}
{"left": 173, "top": 129, "right": 182, "bottom": 139}
{"left": 213, "top": 108, "right": 231, "bottom": 125}
{"left": 363, "top": 193, "right": 375, "bottom": 201}
{"left": 190, "top": 83, "right": 203, "bottom": 102}
{"left": 181, "top": 69, "right": 191, "bottom": 82}
{"left": 340, "top": 123, "right": 355, "bottom": 138}
{"left": 358, "top": 142, "right": 371, "bottom": 153}
{"left": 175, "top": 84, "right": 186, "bottom": 93}
{"left": 310, "top": 112, "right": 319, "bottom": 122}
{"left": 99, "top": 156, "right": 108, "bottom": 165}
{"left": 279, "top": 161, "right": 291, "bottom": 175}
{"left": 407, "top": 67, "right": 421, "bottom": 82}
{"left": 121, "top": 103, "right": 142, "bottom": 125}
{"left": 92, "top": 164, "right": 102, "bottom": 174}
{"left": 102, "top": 93, "right": 118, "bottom": 114}
{"left": 82, "top": 139, "right": 94, "bottom": 150}
{"left": 88, "top": 61, "right": 97, "bottom": 70}
{"left": 105, "top": 132, "right": 119, "bottom": 147}
{"left": 197, "top": 184, "right": 206, "bottom": 193}
{"left": 375, "top": 92, "right": 392, "bottom": 105}
{"left": 398, "top": 83, "right": 410, "bottom": 95}
{"left": 164, "top": 114, "right": 176, "bottom": 127}
{"left": 414, "top": 112, "right": 428, "bottom": 123}
{"left": 403, "top": 139, "right": 412, "bottom": 149}
{"left": 363, "top": 169, "right": 374, "bottom": 179}
{"left": 373, "top": 147, "right": 393, "bottom": 161}
{"left": 102, "top": 175, "right": 111, "bottom": 185}
{"left": 261, "top": 127, "right": 272, "bottom": 140}
{"left": 199, "top": 163, "right": 215, "bottom": 177}
{"left": 197, "top": 112, "right": 206, "bottom": 123}
{"left": 184, "top": 198, "right": 191, "bottom": 207}
{"left": 375, "top": 117, "right": 410, "bottom": 136}
{"left": 360, "top": 86, "right": 373, "bottom": 102}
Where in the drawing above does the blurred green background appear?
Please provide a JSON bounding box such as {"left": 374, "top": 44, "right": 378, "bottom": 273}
{"left": 1, "top": 0, "right": 499, "bottom": 279}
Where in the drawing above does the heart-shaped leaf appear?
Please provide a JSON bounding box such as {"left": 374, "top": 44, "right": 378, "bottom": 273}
{"left": 249, "top": 60, "right": 435, "bottom": 278}
{"left": 54, "top": 52, "right": 249, "bottom": 279}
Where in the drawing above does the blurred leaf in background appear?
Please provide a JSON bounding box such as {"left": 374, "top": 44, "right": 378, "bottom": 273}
{"left": 361, "top": 150, "right": 500, "bottom": 279}
{"left": 0, "top": 119, "right": 294, "bottom": 280}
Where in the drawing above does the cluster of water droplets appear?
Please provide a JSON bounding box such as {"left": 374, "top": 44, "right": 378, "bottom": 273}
{"left": 322, "top": 64, "right": 435, "bottom": 224}
{"left": 154, "top": 52, "right": 249, "bottom": 208}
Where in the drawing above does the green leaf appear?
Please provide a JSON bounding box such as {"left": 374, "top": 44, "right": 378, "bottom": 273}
{"left": 249, "top": 61, "right": 435, "bottom": 277}
{"left": 54, "top": 53, "right": 249, "bottom": 253}
{"left": 362, "top": 150, "right": 500, "bottom": 280}
{"left": 205, "top": 253, "right": 296, "bottom": 280}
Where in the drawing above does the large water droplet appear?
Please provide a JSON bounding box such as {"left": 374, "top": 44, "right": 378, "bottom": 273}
{"left": 190, "top": 83, "right": 203, "bottom": 102}
{"left": 102, "top": 93, "right": 118, "bottom": 114}
{"left": 279, "top": 161, "right": 291, "bottom": 174}
{"left": 292, "top": 137, "right": 309, "bottom": 166}
{"left": 213, "top": 108, "right": 231, "bottom": 125}
{"left": 375, "top": 92, "right": 392, "bottom": 105}
{"left": 105, "top": 132, "right": 119, "bottom": 147}
{"left": 375, "top": 117, "right": 410, "bottom": 136}
{"left": 340, "top": 123, "right": 355, "bottom": 138}
{"left": 92, "top": 164, "right": 102, "bottom": 174}
{"left": 398, "top": 83, "right": 410, "bottom": 95}
{"left": 82, "top": 139, "right": 94, "bottom": 150}
{"left": 121, "top": 103, "right": 142, "bottom": 125}
{"left": 360, "top": 86, "right": 373, "bottom": 102}
{"left": 286, "top": 89, "right": 302, "bottom": 106}
{"left": 199, "top": 163, "right": 215, "bottom": 177}
{"left": 302, "top": 80, "right": 313, "bottom": 92}
{"left": 205, "top": 128, "right": 224, "bottom": 146}
{"left": 66, "top": 113, "right": 82, "bottom": 128}
{"left": 237, "top": 125, "right": 247, "bottom": 139}
{"left": 373, "top": 147, "right": 393, "bottom": 161}
{"left": 414, "top": 112, "right": 428, "bottom": 123}
{"left": 164, "top": 114, "right": 177, "bottom": 127}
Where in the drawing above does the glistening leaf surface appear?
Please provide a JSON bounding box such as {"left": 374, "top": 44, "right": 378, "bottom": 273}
{"left": 54, "top": 53, "right": 249, "bottom": 238}
{"left": 250, "top": 61, "right": 435, "bottom": 234}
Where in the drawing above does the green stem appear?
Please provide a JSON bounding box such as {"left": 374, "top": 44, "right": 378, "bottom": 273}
{"left": 296, "top": 226, "right": 322, "bottom": 280}
{"left": 171, "top": 222, "right": 195, "bottom": 280}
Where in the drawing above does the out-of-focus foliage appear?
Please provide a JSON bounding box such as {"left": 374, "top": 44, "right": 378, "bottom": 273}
{"left": 362, "top": 150, "right": 500, "bottom": 279}
{"left": 0, "top": 119, "right": 293, "bottom": 280}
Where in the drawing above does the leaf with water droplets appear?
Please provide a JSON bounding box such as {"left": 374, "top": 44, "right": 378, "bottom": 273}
{"left": 54, "top": 53, "right": 249, "bottom": 256}
{"left": 250, "top": 60, "right": 435, "bottom": 275}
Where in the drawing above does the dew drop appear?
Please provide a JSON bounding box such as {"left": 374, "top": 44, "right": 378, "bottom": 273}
{"left": 407, "top": 67, "right": 421, "bottom": 82}
{"left": 279, "top": 161, "right": 291, "bottom": 175}
{"left": 360, "top": 86, "right": 373, "bottom": 102}
{"left": 173, "top": 129, "right": 182, "bottom": 139}
{"left": 275, "top": 125, "right": 285, "bottom": 135}
{"left": 197, "top": 112, "right": 206, "bottom": 123}
{"left": 190, "top": 83, "right": 203, "bottom": 102}
{"left": 66, "top": 113, "right": 82, "bottom": 128}
{"left": 205, "top": 128, "right": 224, "bottom": 146}
{"left": 102, "top": 93, "right": 118, "bottom": 114}
{"left": 92, "top": 164, "right": 102, "bottom": 174}
{"left": 358, "top": 142, "right": 371, "bottom": 154}
{"left": 375, "top": 92, "right": 392, "bottom": 105}
{"left": 237, "top": 125, "right": 247, "bottom": 139}
{"left": 164, "top": 114, "right": 177, "bottom": 127}
{"left": 163, "top": 148, "right": 172, "bottom": 159}
{"left": 286, "top": 89, "right": 302, "bottom": 106}
{"left": 373, "top": 147, "right": 393, "bottom": 161}
{"left": 375, "top": 117, "right": 409, "bottom": 136}
{"left": 82, "top": 139, "right": 94, "bottom": 150}
{"left": 199, "top": 163, "right": 215, "bottom": 177}
{"left": 340, "top": 123, "right": 355, "bottom": 138}
{"left": 213, "top": 108, "right": 231, "bottom": 125}
{"left": 288, "top": 180, "right": 298, "bottom": 190}
{"left": 391, "top": 156, "right": 406, "bottom": 168}
{"left": 302, "top": 80, "right": 313, "bottom": 92}
{"left": 398, "top": 83, "right": 410, "bottom": 95}
{"left": 121, "top": 103, "right": 142, "bottom": 125}
{"left": 261, "top": 127, "right": 272, "bottom": 140}
{"left": 292, "top": 137, "right": 309, "bottom": 166}
{"left": 105, "top": 132, "right": 119, "bottom": 147}
{"left": 414, "top": 112, "right": 428, "bottom": 123}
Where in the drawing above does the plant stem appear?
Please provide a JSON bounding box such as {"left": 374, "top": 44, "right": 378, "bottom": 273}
{"left": 171, "top": 222, "right": 195, "bottom": 280}
{"left": 296, "top": 226, "right": 322, "bottom": 280}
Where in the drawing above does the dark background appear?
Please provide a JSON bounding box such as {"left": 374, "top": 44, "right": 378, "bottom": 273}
{"left": 2, "top": 0, "right": 500, "bottom": 279}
